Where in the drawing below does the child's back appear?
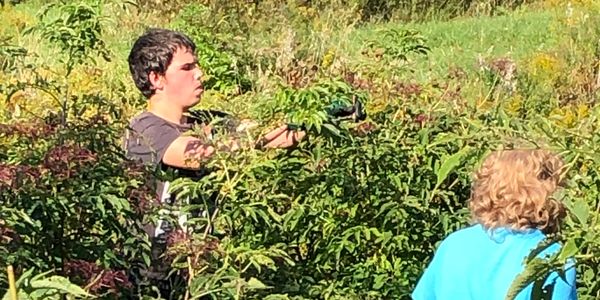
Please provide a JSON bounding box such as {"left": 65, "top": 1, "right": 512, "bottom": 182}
{"left": 413, "top": 224, "right": 576, "bottom": 300}
{"left": 412, "top": 149, "right": 577, "bottom": 300}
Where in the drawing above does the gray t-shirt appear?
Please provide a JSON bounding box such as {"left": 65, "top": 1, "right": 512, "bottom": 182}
{"left": 125, "top": 111, "right": 189, "bottom": 167}
{"left": 124, "top": 110, "right": 227, "bottom": 238}
{"left": 124, "top": 110, "right": 232, "bottom": 164}
{"left": 124, "top": 111, "right": 199, "bottom": 200}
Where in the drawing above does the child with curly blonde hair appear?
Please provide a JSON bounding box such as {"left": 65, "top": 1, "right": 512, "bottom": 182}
{"left": 412, "top": 149, "right": 577, "bottom": 300}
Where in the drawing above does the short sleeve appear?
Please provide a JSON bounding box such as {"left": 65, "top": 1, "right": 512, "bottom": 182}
{"left": 413, "top": 263, "right": 437, "bottom": 300}
{"left": 124, "top": 113, "right": 182, "bottom": 167}
{"left": 413, "top": 239, "right": 449, "bottom": 300}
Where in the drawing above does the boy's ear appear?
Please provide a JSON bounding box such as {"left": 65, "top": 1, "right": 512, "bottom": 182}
{"left": 148, "top": 71, "right": 164, "bottom": 91}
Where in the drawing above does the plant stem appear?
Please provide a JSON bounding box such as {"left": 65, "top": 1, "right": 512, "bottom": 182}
{"left": 7, "top": 265, "right": 18, "bottom": 300}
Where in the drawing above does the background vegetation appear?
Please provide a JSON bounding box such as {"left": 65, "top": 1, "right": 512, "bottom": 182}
{"left": 1, "top": 0, "right": 599, "bottom": 299}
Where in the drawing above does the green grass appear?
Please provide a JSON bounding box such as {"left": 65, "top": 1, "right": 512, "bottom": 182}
{"left": 422, "top": 13, "right": 557, "bottom": 74}
{"left": 1, "top": 0, "right": 594, "bottom": 117}
{"left": 338, "top": 6, "right": 564, "bottom": 81}
{"left": 1, "top": 1, "right": 566, "bottom": 86}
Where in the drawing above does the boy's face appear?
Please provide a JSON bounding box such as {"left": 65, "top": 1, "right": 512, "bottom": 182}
{"left": 161, "top": 47, "right": 203, "bottom": 109}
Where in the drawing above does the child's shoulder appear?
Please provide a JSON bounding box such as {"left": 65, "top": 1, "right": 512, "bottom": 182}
{"left": 444, "top": 223, "right": 487, "bottom": 241}
{"left": 435, "top": 224, "right": 487, "bottom": 251}
{"left": 441, "top": 224, "right": 562, "bottom": 255}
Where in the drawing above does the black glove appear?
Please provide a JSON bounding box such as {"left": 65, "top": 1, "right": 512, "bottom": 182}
{"left": 326, "top": 97, "right": 367, "bottom": 122}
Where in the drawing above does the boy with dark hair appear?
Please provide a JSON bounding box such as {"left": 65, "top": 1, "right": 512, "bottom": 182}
{"left": 124, "top": 28, "right": 305, "bottom": 296}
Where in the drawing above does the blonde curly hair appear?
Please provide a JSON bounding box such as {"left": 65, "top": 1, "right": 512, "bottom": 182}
{"left": 468, "top": 149, "right": 567, "bottom": 234}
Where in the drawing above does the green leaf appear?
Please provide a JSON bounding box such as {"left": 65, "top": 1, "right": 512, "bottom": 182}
{"left": 373, "top": 274, "right": 387, "bottom": 290}
{"left": 570, "top": 199, "right": 589, "bottom": 225}
{"left": 322, "top": 123, "right": 342, "bottom": 138}
{"left": 246, "top": 277, "right": 269, "bottom": 290}
{"left": 558, "top": 240, "right": 578, "bottom": 261}
{"left": 15, "top": 268, "right": 36, "bottom": 286}
{"left": 427, "top": 133, "right": 460, "bottom": 149}
{"left": 30, "top": 276, "right": 91, "bottom": 297}
{"left": 434, "top": 146, "right": 471, "bottom": 189}
{"left": 263, "top": 295, "right": 291, "bottom": 300}
{"left": 505, "top": 258, "right": 549, "bottom": 300}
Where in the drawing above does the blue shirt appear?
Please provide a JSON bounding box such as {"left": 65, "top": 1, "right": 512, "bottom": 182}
{"left": 412, "top": 224, "right": 577, "bottom": 300}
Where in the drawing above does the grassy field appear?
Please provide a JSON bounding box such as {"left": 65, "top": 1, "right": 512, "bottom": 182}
{"left": 0, "top": 0, "right": 592, "bottom": 118}
{"left": 340, "top": 8, "right": 557, "bottom": 73}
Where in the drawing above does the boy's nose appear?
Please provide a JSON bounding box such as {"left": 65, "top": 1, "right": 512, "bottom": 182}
{"left": 194, "top": 68, "right": 203, "bottom": 81}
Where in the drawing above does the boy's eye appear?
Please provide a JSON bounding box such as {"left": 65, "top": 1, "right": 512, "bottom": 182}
{"left": 182, "top": 63, "right": 197, "bottom": 71}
